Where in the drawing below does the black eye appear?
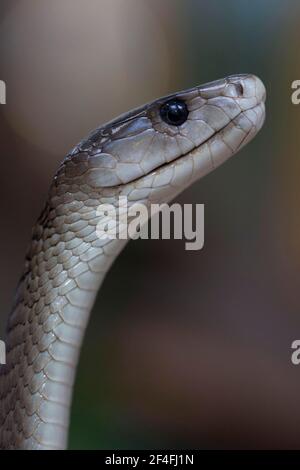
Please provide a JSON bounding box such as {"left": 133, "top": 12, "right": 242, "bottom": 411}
{"left": 160, "top": 99, "right": 189, "bottom": 126}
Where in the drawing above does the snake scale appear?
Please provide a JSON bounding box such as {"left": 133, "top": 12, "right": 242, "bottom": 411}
{"left": 0, "top": 74, "right": 266, "bottom": 449}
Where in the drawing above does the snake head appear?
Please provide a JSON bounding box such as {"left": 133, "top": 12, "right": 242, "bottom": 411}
{"left": 55, "top": 74, "right": 265, "bottom": 203}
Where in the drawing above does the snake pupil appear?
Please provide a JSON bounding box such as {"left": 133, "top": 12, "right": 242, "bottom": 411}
{"left": 160, "top": 99, "right": 189, "bottom": 126}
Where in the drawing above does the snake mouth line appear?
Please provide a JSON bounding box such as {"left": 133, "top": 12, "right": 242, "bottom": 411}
{"left": 121, "top": 101, "right": 265, "bottom": 189}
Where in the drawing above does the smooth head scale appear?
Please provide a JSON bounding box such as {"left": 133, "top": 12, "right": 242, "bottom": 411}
{"left": 55, "top": 74, "right": 265, "bottom": 208}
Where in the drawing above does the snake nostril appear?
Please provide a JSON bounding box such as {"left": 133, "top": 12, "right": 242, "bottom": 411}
{"left": 224, "top": 81, "right": 244, "bottom": 98}
{"left": 235, "top": 82, "right": 244, "bottom": 96}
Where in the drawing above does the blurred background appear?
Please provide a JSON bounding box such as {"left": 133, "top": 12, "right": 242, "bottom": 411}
{"left": 0, "top": 0, "right": 299, "bottom": 449}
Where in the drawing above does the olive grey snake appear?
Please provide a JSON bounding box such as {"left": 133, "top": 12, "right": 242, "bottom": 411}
{"left": 0, "top": 74, "right": 266, "bottom": 449}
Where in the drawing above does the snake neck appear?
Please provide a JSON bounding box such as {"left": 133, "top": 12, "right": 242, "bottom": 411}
{"left": 0, "top": 186, "right": 127, "bottom": 449}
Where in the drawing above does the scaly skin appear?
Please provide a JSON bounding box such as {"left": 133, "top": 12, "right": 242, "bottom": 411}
{"left": 0, "top": 75, "right": 266, "bottom": 449}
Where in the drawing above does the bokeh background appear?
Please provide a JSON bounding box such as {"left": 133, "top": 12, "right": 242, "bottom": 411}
{"left": 0, "top": 0, "right": 299, "bottom": 449}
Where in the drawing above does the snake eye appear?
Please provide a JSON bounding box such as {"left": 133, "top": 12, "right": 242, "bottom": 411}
{"left": 160, "top": 99, "right": 189, "bottom": 126}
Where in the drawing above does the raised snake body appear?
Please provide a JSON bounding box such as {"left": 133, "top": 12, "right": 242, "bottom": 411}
{"left": 0, "top": 75, "right": 266, "bottom": 449}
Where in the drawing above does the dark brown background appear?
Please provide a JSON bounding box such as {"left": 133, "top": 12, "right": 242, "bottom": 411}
{"left": 0, "top": 0, "right": 300, "bottom": 449}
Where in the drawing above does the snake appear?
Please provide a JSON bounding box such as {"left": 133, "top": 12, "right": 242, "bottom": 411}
{"left": 0, "top": 74, "right": 266, "bottom": 449}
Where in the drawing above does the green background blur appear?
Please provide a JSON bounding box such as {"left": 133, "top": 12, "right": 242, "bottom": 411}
{"left": 1, "top": 0, "right": 300, "bottom": 449}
